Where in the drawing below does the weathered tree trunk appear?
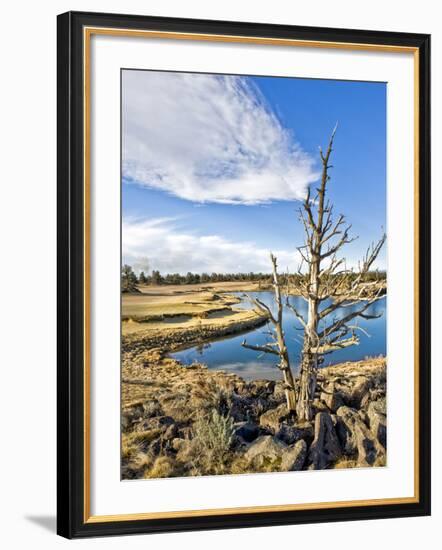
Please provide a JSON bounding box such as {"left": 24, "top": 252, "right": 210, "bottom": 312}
{"left": 245, "top": 127, "right": 386, "bottom": 422}
{"left": 274, "top": 320, "right": 297, "bottom": 413}
{"left": 242, "top": 254, "right": 297, "bottom": 414}
{"left": 296, "top": 352, "right": 317, "bottom": 421}
{"left": 271, "top": 254, "right": 297, "bottom": 413}
{"left": 292, "top": 126, "right": 385, "bottom": 420}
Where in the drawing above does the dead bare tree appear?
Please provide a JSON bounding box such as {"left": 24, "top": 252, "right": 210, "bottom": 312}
{"left": 241, "top": 253, "right": 297, "bottom": 413}
{"left": 288, "top": 125, "right": 386, "bottom": 420}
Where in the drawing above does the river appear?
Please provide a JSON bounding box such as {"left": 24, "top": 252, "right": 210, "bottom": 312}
{"left": 172, "top": 291, "right": 386, "bottom": 381}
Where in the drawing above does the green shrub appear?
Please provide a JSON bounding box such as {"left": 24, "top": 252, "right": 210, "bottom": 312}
{"left": 190, "top": 410, "right": 235, "bottom": 475}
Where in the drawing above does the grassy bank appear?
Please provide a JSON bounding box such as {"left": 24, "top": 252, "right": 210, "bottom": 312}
{"left": 121, "top": 282, "right": 387, "bottom": 479}
{"left": 122, "top": 353, "right": 386, "bottom": 478}
{"left": 122, "top": 285, "right": 268, "bottom": 354}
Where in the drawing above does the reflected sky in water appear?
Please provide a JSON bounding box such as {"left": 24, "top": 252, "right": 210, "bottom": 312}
{"left": 172, "top": 292, "right": 386, "bottom": 381}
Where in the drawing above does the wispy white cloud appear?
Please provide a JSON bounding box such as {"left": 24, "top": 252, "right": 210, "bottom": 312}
{"left": 122, "top": 217, "right": 300, "bottom": 275}
{"left": 122, "top": 71, "right": 318, "bottom": 205}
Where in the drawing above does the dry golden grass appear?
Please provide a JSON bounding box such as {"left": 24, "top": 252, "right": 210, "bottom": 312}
{"left": 145, "top": 456, "right": 178, "bottom": 479}
{"left": 122, "top": 286, "right": 243, "bottom": 320}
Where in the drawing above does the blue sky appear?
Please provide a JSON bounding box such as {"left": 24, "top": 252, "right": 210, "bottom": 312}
{"left": 122, "top": 70, "right": 386, "bottom": 275}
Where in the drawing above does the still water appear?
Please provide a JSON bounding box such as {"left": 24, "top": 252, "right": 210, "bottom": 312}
{"left": 172, "top": 292, "right": 386, "bottom": 381}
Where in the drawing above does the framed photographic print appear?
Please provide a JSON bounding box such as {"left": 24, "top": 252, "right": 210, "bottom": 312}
{"left": 57, "top": 11, "right": 431, "bottom": 538}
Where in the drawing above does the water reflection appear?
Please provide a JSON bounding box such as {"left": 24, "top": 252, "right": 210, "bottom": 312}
{"left": 172, "top": 292, "right": 386, "bottom": 381}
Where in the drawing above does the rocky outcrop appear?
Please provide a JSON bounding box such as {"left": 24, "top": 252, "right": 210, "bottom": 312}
{"left": 276, "top": 421, "right": 314, "bottom": 445}
{"left": 336, "top": 406, "right": 385, "bottom": 466}
{"left": 244, "top": 435, "right": 287, "bottom": 467}
{"left": 244, "top": 436, "right": 307, "bottom": 472}
{"left": 319, "top": 383, "right": 345, "bottom": 412}
{"left": 234, "top": 422, "right": 260, "bottom": 443}
{"left": 122, "top": 354, "right": 387, "bottom": 478}
{"left": 281, "top": 440, "right": 307, "bottom": 471}
{"left": 259, "top": 404, "right": 289, "bottom": 432}
{"left": 366, "top": 398, "right": 387, "bottom": 448}
{"left": 309, "top": 412, "right": 342, "bottom": 469}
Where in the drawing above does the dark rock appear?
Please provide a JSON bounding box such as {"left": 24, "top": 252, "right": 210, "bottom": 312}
{"left": 247, "top": 379, "right": 276, "bottom": 398}
{"left": 320, "top": 384, "right": 345, "bottom": 412}
{"left": 234, "top": 422, "right": 260, "bottom": 443}
{"left": 229, "top": 393, "right": 253, "bottom": 422}
{"left": 121, "top": 411, "right": 135, "bottom": 431}
{"left": 360, "top": 388, "right": 386, "bottom": 410}
{"left": 273, "top": 381, "right": 288, "bottom": 403}
{"left": 367, "top": 399, "right": 387, "bottom": 448}
{"left": 312, "top": 398, "right": 330, "bottom": 413}
{"left": 276, "top": 421, "right": 314, "bottom": 445}
{"left": 281, "top": 440, "right": 307, "bottom": 471}
{"left": 350, "top": 376, "right": 373, "bottom": 407}
{"left": 275, "top": 423, "right": 300, "bottom": 445}
{"left": 163, "top": 423, "right": 178, "bottom": 440}
{"left": 336, "top": 406, "right": 363, "bottom": 454}
{"left": 358, "top": 409, "right": 369, "bottom": 425}
{"left": 334, "top": 376, "right": 373, "bottom": 408}
{"left": 244, "top": 435, "right": 287, "bottom": 467}
{"left": 259, "top": 403, "right": 289, "bottom": 433}
{"left": 336, "top": 406, "right": 384, "bottom": 466}
{"left": 121, "top": 405, "right": 144, "bottom": 430}
{"left": 177, "top": 426, "right": 192, "bottom": 440}
{"left": 309, "top": 412, "right": 342, "bottom": 469}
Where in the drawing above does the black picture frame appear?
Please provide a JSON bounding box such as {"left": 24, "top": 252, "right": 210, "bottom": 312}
{"left": 57, "top": 10, "right": 431, "bottom": 539}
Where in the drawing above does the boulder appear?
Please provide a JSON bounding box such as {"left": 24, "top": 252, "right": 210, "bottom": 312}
{"left": 312, "top": 398, "right": 330, "bottom": 413}
{"left": 121, "top": 410, "right": 136, "bottom": 431}
{"left": 247, "top": 379, "right": 276, "bottom": 398}
{"left": 367, "top": 399, "right": 387, "bottom": 448}
{"left": 320, "top": 384, "right": 345, "bottom": 412}
{"left": 244, "top": 436, "right": 287, "bottom": 468}
{"left": 229, "top": 393, "right": 253, "bottom": 422}
{"left": 308, "top": 412, "right": 341, "bottom": 469}
{"left": 273, "top": 381, "right": 290, "bottom": 403}
{"left": 234, "top": 422, "right": 260, "bottom": 443}
{"left": 360, "top": 388, "right": 386, "bottom": 410}
{"left": 259, "top": 403, "right": 289, "bottom": 433}
{"left": 276, "top": 421, "right": 314, "bottom": 445}
{"left": 336, "top": 406, "right": 384, "bottom": 466}
{"left": 350, "top": 376, "right": 373, "bottom": 407}
{"left": 334, "top": 376, "right": 372, "bottom": 408}
{"left": 121, "top": 404, "right": 144, "bottom": 430}
{"left": 244, "top": 435, "right": 308, "bottom": 472}
{"left": 281, "top": 440, "right": 307, "bottom": 471}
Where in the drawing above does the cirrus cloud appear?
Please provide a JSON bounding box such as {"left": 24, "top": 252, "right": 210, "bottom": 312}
{"left": 122, "top": 70, "right": 318, "bottom": 205}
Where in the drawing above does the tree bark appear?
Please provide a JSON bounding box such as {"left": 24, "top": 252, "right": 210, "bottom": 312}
{"left": 296, "top": 352, "right": 317, "bottom": 421}
{"left": 242, "top": 253, "right": 297, "bottom": 414}
{"left": 270, "top": 254, "right": 297, "bottom": 414}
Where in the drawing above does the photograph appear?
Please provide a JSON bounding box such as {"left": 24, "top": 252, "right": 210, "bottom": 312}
{"left": 120, "top": 69, "right": 388, "bottom": 480}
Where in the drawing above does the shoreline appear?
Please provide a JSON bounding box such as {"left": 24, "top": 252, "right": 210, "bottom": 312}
{"left": 121, "top": 282, "right": 387, "bottom": 479}
{"left": 122, "top": 306, "right": 269, "bottom": 355}
{"left": 122, "top": 353, "right": 386, "bottom": 478}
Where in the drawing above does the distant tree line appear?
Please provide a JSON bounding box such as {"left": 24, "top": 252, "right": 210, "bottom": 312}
{"left": 122, "top": 263, "right": 385, "bottom": 290}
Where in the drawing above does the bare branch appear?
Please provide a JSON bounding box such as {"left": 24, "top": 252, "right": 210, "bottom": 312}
{"left": 243, "top": 293, "right": 276, "bottom": 324}
{"left": 241, "top": 339, "right": 279, "bottom": 356}
{"left": 285, "top": 298, "right": 308, "bottom": 329}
